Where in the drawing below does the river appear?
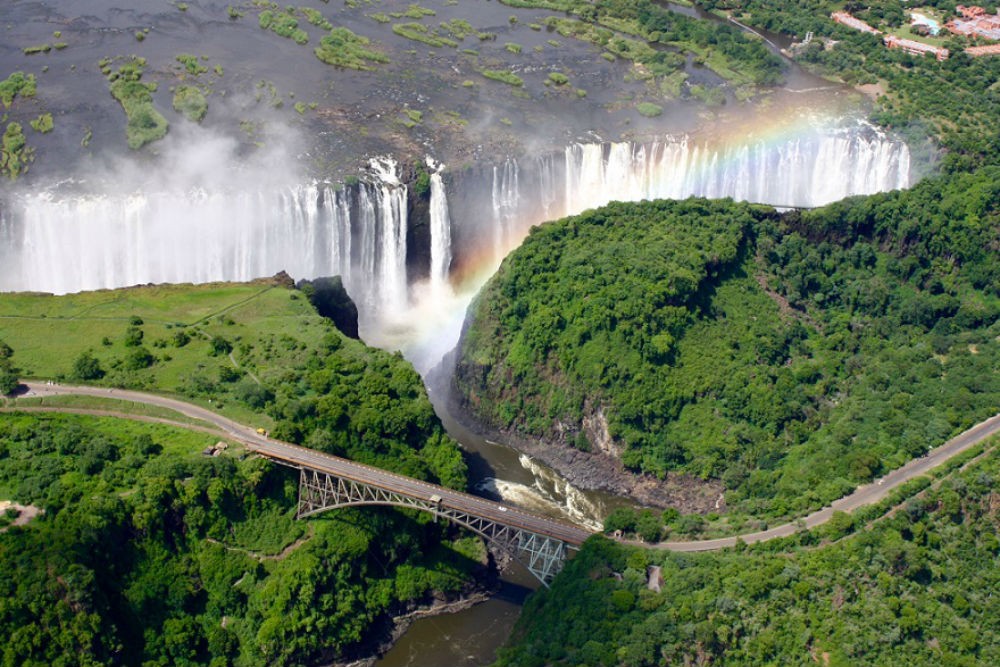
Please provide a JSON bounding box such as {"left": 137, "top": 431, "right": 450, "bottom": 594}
{"left": 374, "top": 367, "right": 635, "bottom": 666}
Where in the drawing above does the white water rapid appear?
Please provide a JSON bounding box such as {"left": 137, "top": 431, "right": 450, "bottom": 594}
{"left": 473, "top": 454, "right": 606, "bottom": 532}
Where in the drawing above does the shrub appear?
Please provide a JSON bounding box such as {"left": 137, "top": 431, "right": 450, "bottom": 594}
{"left": 636, "top": 102, "right": 663, "bottom": 117}
{"left": 172, "top": 86, "right": 207, "bottom": 122}
{"left": 210, "top": 336, "right": 233, "bottom": 356}
{"left": 480, "top": 69, "right": 524, "bottom": 87}
{"left": 72, "top": 351, "right": 105, "bottom": 380}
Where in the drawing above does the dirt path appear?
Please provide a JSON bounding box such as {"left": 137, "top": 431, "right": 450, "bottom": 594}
{"left": 206, "top": 524, "right": 315, "bottom": 562}
{"left": 13, "top": 381, "right": 1000, "bottom": 552}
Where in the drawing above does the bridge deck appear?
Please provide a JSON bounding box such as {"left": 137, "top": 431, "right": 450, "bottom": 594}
{"left": 247, "top": 436, "right": 594, "bottom": 546}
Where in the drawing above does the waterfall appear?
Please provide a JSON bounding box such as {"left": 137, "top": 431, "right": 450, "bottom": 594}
{"left": 367, "top": 157, "right": 408, "bottom": 314}
{"left": 491, "top": 159, "right": 520, "bottom": 255}
{"left": 0, "top": 183, "right": 347, "bottom": 294}
{"left": 558, "top": 128, "right": 910, "bottom": 216}
{"left": 0, "top": 122, "right": 910, "bottom": 369}
{"left": 0, "top": 158, "right": 410, "bottom": 335}
{"left": 427, "top": 161, "right": 452, "bottom": 296}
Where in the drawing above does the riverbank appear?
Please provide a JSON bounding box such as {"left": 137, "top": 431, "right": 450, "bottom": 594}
{"left": 434, "top": 354, "right": 723, "bottom": 516}
{"left": 329, "top": 583, "right": 499, "bottom": 667}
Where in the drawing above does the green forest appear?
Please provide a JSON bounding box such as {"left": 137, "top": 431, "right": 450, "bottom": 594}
{"left": 0, "top": 281, "right": 478, "bottom": 665}
{"left": 2, "top": 0, "right": 1000, "bottom": 664}
{"left": 500, "top": 0, "right": 784, "bottom": 89}
{"left": 496, "top": 447, "right": 1000, "bottom": 666}
{"left": 0, "top": 413, "right": 485, "bottom": 666}
{"left": 457, "top": 168, "right": 999, "bottom": 522}
{"left": 474, "top": 1, "right": 1000, "bottom": 662}
{"left": 0, "top": 279, "right": 466, "bottom": 488}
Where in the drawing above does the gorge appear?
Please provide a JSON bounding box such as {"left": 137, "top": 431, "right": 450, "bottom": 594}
{"left": 7, "top": 0, "right": 996, "bottom": 663}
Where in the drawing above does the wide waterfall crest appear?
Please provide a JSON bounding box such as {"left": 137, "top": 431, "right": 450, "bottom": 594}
{"left": 0, "top": 158, "right": 410, "bottom": 317}
{"left": 0, "top": 122, "right": 910, "bottom": 369}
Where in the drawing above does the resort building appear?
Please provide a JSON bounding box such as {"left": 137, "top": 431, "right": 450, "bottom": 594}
{"left": 947, "top": 6, "right": 1000, "bottom": 40}
{"left": 966, "top": 43, "right": 1000, "bottom": 56}
{"left": 884, "top": 35, "right": 950, "bottom": 60}
{"left": 831, "top": 12, "right": 882, "bottom": 35}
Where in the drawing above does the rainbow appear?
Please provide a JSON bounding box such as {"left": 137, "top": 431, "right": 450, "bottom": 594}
{"left": 376, "top": 111, "right": 911, "bottom": 372}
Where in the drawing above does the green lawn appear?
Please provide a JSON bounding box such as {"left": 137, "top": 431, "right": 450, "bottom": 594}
{"left": 0, "top": 279, "right": 335, "bottom": 426}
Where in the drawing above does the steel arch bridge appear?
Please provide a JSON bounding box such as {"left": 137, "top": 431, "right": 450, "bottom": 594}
{"left": 295, "top": 468, "right": 579, "bottom": 586}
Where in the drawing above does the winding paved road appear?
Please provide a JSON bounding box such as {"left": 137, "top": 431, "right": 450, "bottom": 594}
{"left": 655, "top": 412, "right": 1000, "bottom": 551}
{"left": 11, "top": 382, "right": 1000, "bottom": 551}
{"left": 15, "top": 382, "right": 593, "bottom": 546}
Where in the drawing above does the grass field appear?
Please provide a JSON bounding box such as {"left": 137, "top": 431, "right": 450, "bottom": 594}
{"left": 3, "top": 394, "right": 215, "bottom": 428}
{"left": 0, "top": 278, "right": 343, "bottom": 426}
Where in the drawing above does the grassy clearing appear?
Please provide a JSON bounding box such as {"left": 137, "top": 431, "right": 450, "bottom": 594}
{"left": 0, "top": 279, "right": 336, "bottom": 426}
{"left": 4, "top": 395, "right": 214, "bottom": 429}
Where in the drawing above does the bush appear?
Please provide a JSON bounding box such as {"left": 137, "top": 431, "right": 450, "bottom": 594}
{"left": 72, "top": 351, "right": 104, "bottom": 380}
{"left": 125, "top": 347, "right": 154, "bottom": 370}
{"left": 480, "top": 69, "right": 524, "bottom": 87}
{"left": 210, "top": 336, "right": 232, "bottom": 356}
{"left": 172, "top": 86, "right": 207, "bottom": 122}
{"left": 636, "top": 102, "right": 663, "bottom": 117}
{"left": 29, "top": 114, "right": 53, "bottom": 134}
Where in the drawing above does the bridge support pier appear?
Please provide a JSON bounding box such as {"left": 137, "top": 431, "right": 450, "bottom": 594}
{"left": 295, "top": 468, "right": 573, "bottom": 587}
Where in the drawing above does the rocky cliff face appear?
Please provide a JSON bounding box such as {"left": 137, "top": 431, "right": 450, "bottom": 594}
{"left": 297, "top": 276, "right": 360, "bottom": 339}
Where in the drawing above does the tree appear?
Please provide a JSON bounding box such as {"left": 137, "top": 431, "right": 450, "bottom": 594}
{"left": 72, "top": 350, "right": 104, "bottom": 380}
{"left": 210, "top": 336, "right": 233, "bottom": 356}
{"left": 0, "top": 366, "right": 18, "bottom": 395}
{"left": 0, "top": 339, "right": 19, "bottom": 394}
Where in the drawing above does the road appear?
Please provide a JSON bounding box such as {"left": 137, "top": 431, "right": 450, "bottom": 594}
{"left": 17, "top": 382, "right": 593, "bottom": 546}
{"left": 655, "top": 412, "right": 1000, "bottom": 551}
{"left": 13, "top": 382, "right": 1000, "bottom": 551}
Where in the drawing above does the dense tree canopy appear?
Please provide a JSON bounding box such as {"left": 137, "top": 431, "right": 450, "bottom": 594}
{"left": 0, "top": 414, "right": 484, "bottom": 667}
{"left": 497, "top": 449, "right": 1000, "bottom": 666}
{"left": 0, "top": 283, "right": 476, "bottom": 665}
{"left": 457, "top": 169, "right": 999, "bottom": 519}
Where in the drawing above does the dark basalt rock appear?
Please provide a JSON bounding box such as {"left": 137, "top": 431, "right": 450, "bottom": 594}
{"left": 297, "top": 276, "right": 360, "bottom": 340}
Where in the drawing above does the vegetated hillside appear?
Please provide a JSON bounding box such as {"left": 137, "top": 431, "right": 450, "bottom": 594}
{"left": 0, "top": 413, "right": 486, "bottom": 666}
{"left": 0, "top": 277, "right": 465, "bottom": 487}
{"left": 0, "top": 279, "right": 474, "bottom": 664}
{"left": 455, "top": 169, "right": 999, "bottom": 522}
{"left": 495, "top": 446, "right": 1000, "bottom": 666}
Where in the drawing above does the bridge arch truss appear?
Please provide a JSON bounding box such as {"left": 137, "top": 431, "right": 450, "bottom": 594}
{"left": 296, "top": 468, "right": 573, "bottom": 587}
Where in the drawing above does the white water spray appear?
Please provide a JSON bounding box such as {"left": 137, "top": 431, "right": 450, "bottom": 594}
{"left": 474, "top": 453, "right": 606, "bottom": 531}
